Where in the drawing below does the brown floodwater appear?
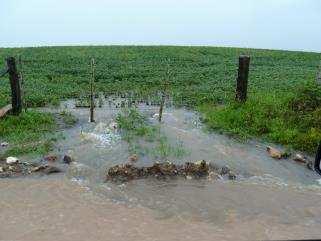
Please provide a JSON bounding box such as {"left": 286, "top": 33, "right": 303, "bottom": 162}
{"left": 1, "top": 97, "right": 321, "bottom": 240}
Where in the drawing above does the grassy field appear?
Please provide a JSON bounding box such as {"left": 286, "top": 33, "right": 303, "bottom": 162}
{"left": 0, "top": 46, "right": 320, "bottom": 154}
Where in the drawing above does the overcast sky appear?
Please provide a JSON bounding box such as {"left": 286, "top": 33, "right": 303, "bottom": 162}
{"left": 1, "top": 0, "right": 321, "bottom": 52}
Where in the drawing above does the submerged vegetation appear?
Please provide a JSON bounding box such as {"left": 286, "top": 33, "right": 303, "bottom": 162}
{"left": 116, "top": 108, "right": 186, "bottom": 159}
{"left": 0, "top": 46, "right": 320, "bottom": 153}
{"left": 59, "top": 110, "right": 78, "bottom": 127}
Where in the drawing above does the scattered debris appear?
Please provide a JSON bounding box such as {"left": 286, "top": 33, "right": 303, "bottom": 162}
{"left": 266, "top": 146, "right": 288, "bottom": 159}
{"left": 6, "top": 156, "right": 19, "bottom": 164}
{"left": 1, "top": 157, "right": 63, "bottom": 178}
{"left": 0, "top": 158, "right": 31, "bottom": 178}
{"left": 106, "top": 160, "right": 237, "bottom": 183}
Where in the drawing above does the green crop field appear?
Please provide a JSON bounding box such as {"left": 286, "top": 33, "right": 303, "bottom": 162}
{"left": 0, "top": 46, "right": 320, "bottom": 154}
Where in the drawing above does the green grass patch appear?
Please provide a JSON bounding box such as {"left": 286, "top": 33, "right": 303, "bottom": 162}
{"left": 0, "top": 111, "right": 57, "bottom": 156}
{"left": 200, "top": 81, "right": 321, "bottom": 153}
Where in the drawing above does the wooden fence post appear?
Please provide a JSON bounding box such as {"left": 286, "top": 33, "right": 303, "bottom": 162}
{"left": 314, "top": 141, "right": 321, "bottom": 175}
{"left": 158, "top": 62, "right": 170, "bottom": 123}
{"left": 235, "top": 55, "right": 250, "bottom": 103}
{"left": 89, "top": 58, "right": 95, "bottom": 122}
{"left": 158, "top": 91, "right": 165, "bottom": 123}
{"left": 6, "top": 57, "right": 22, "bottom": 115}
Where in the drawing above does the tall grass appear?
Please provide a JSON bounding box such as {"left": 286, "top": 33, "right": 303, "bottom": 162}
{"left": 200, "top": 81, "right": 321, "bottom": 153}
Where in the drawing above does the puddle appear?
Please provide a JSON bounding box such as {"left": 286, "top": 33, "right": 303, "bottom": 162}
{"left": 34, "top": 96, "right": 321, "bottom": 226}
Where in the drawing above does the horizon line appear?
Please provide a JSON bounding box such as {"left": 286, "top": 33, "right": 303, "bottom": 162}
{"left": 0, "top": 43, "right": 320, "bottom": 54}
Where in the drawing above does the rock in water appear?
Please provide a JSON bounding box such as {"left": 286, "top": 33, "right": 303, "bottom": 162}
{"left": 109, "top": 122, "right": 118, "bottom": 130}
{"left": 293, "top": 154, "right": 307, "bottom": 164}
{"left": 6, "top": 157, "right": 19, "bottom": 164}
{"left": 1, "top": 142, "right": 8, "bottom": 147}
{"left": 128, "top": 154, "right": 139, "bottom": 162}
{"left": 228, "top": 172, "right": 237, "bottom": 180}
{"left": 220, "top": 165, "right": 231, "bottom": 175}
{"left": 43, "top": 155, "right": 58, "bottom": 162}
{"left": 266, "top": 146, "right": 283, "bottom": 159}
{"left": 63, "top": 155, "right": 73, "bottom": 164}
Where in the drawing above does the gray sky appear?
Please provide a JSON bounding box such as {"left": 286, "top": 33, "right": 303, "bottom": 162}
{"left": 1, "top": 0, "right": 321, "bottom": 52}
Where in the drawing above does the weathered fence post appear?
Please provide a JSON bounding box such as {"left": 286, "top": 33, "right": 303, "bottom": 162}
{"left": 314, "top": 141, "right": 321, "bottom": 175}
{"left": 235, "top": 55, "right": 250, "bottom": 103}
{"left": 89, "top": 58, "right": 95, "bottom": 122}
{"left": 158, "top": 62, "right": 170, "bottom": 123}
{"left": 158, "top": 91, "right": 165, "bottom": 123}
{"left": 6, "top": 57, "right": 22, "bottom": 115}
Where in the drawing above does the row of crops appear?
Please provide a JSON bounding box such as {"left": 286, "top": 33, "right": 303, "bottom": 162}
{"left": 0, "top": 46, "right": 319, "bottom": 108}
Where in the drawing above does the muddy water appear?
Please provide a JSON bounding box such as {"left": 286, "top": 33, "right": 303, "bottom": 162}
{"left": 3, "top": 178, "right": 321, "bottom": 241}
{"left": 2, "top": 98, "right": 321, "bottom": 240}
{"left": 52, "top": 100, "right": 321, "bottom": 219}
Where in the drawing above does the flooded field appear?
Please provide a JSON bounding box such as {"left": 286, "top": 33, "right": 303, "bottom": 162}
{"left": 2, "top": 96, "right": 321, "bottom": 240}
